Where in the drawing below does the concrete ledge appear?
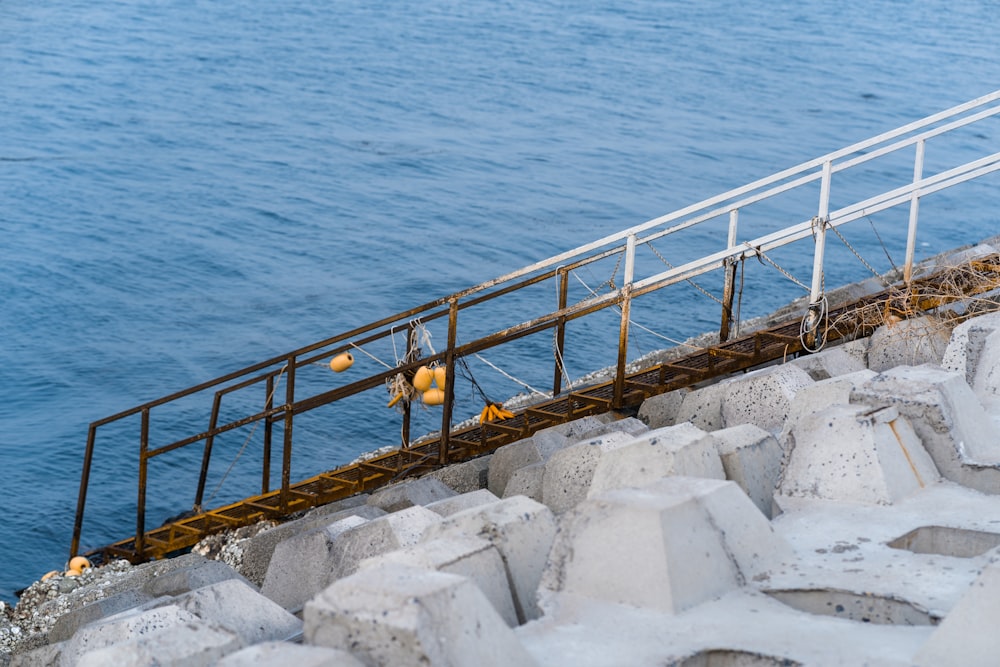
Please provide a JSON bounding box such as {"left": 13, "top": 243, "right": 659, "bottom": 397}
{"left": 304, "top": 564, "right": 538, "bottom": 667}
{"left": 423, "top": 495, "right": 557, "bottom": 623}
{"left": 776, "top": 404, "right": 939, "bottom": 506}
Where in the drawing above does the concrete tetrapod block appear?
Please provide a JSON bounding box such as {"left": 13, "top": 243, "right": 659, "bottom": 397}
{"left": 366, "top": 476, "right": 457, "bottom": 512}
{"left": 788, "top": 343, "right": 868, "bottom": 380}
{"left": 75, "top": 620, "right": 242, "bottom": 667}
{"left": 940, "top": 311, "right": 1000, "bottom": 387}
{"left": 62, "top": 604, "right": 203, "bottom": 663}
{"left": 423, "top": 488, "right": 499, "bottom": 517}
{"left": 172, "top": 578, "right": 302, "bottom": 645}
{"left": 422, "top": 495, "right": 557, "bottom": 623}
{"left": 217, "top": 641, "right": 365, "bottom": 667}
{"left": 851, "top": 364, "right": 1000, "bottom": 492}
{"left": 540, "top": 430, "right": 640, "bottom": 513}
{"left": 636, "top": 387, "right": 688, "bottom": 429}
{"left": 914, "top": 562, "right": 1000, "bottom": 667}
{"left": 326, "top": 505, "right": 443, "bottom": 580}
{"left": 539, "top": 477, "right": 791, "bottom": 614}
{"left": 304, "top": 564, "right": 539, "bottom": 667}
{"left": 712, "top": 424, "right": 783, "bottom": 519}
{"left": 238, "top": 502, "right": 385, "bottom": 587}
{"left": 145, "top": 558, "right": 255, "bottom": 598}
{"left": 867, "top": 316, "right": 953, "bottom": 372}
{"left": 775, "top": 404, "right": 940, "bottom": 506}
{"left": 675, "top": 381, "right": 729, "bottom": 432}
{"left": 47, "top": 588, "right": 153, "bottom": 643}
{"left": 718, "top": 363, "right": 815, "bottom": 435}
{"left": 360, "top": 535, "right": 518, "bottom": 626}
{"left": 778, "top": 369, "right": 877, "bottom": 447}
{"left": 503, "top": 462, "right": 545, "bottom": 501}
{"left": 586, "top": 422, "right": 725, "bottom": 499}
{"left": 425, "top": 454, "right": 490, "bottom": 493}
{"left": 261, "top": 513, "right": 370, "bottom": 611}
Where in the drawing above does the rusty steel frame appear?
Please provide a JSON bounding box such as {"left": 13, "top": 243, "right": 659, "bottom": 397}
{"left": 71, "top": 91, "right": 1000, "bottom": 563}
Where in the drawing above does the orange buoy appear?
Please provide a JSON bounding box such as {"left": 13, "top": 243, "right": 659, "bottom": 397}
{"left": 41, "top": 570, "right": 59, "bottom": 582}
{"left": 329, "top": 352, "right": 354, "bottom": 372}
{"left": 413, "top": 365, "right": 434, "bottom": 392}
{"left": 433, "top": 365, "right": 447, "bottom": 389}
{"left": 65, "top": 569, "right": 82, "bottom": 577}
{"left": 422, "top": 387, "right": 445, "bottom": 405}
{"left": 69, "top": 556, "right": 92, "bottom": 572}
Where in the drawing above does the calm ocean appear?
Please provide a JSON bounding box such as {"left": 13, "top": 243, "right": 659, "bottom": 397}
{"left": 1, "top": 0, "right": 997, "bottom": 600}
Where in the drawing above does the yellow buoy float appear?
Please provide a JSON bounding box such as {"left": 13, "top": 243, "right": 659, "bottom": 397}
{"left": 433, "top": 365, "right": 447, "bottom": 390}
{"left": 412, "top": 365, "right": 434, "bottom": 392}
{"left": 422, "top": 387, "right": 445, "bottom": 406}
{"left": 329, "top": 352, "right": 354, "bottom": 372}
{"left": 41, "top": 570, "right": 60, "bottom": 582}
{"left": 69, "top": 556, "right": 92, "bottom": 572}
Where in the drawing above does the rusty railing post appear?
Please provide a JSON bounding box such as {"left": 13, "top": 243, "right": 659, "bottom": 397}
{"left": 280, "top": 357, "right": 296, "bottom": 511}
{"left": 194, "top": 392, "right": 222, "bottom": 509}
{"left": 613, "top": 235, "right": 637, "bottom": 409}
{"left": 135, "top": 408, "right": 150, "bottom": 558}
{"left": 552, "top": 267, "right": 569, "bottom": 397}
{"left": 720, "top": 209, "right": 739, "bottom": 342}
{"left": 262, "top": 374, "right": 274, "bottom": 494}
{"left": 402, "top": 322, "right": 417, "bottom": 448}
{"left": 70, "top": 424, "right": 98, "bottom": 558}
{"left": 439, "top": 299, "right": 459, "bottom": 466}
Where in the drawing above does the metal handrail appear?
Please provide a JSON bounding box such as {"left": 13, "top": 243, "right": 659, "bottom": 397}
{"left": 71, "top": 90, "right": 1000, "bottom": 560}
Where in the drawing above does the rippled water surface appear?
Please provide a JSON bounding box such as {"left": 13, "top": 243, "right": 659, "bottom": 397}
{"left": 1, "top": 0, "right": 998, "bottom": 599}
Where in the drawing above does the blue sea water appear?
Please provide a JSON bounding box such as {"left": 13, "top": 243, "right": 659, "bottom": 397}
{"left": 1, "top": 0, "right": 997, "bottom": 600}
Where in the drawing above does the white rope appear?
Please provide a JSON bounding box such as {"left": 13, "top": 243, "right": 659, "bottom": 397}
{"left": 415, "top": 321, "right": 436, "bottom": 356}
{"left": 349, "top": 342, "right": 393, "bottom": 369}
{"left": 473, "top": 353, "right": 549, "bottom": 398}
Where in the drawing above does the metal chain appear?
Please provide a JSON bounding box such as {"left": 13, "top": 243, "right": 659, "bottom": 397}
{"left": 743, "top": 242, "right": 811, "bottom": 292}
{"left": 645, "top": 240, "right": 724, "bottom": 306}
{"left": 828, "top": 222, "right": 893, "bottom": 287}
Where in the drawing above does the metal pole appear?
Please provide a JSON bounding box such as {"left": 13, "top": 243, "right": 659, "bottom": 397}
{"left": 136, "top": 408, "right": 150, "bottom": 558}
{"left": 70, "top": 425, "right": 98, "bottom": 558}
{"left": 280, "top": 357, "right": 295, "bottom": 510}
{"left": 904, "top": 139, "right": 926, "bottom": 284}
{"left": 720, "top": 209, "right": 739, "bottom": 341}
{"left": 262, "top": 375, "right": 274, "bottom": 494}
{"left": 402, "top": 322, "right": 416, "bottom": 448}
{"left": 804, "top": 161, "right": 833, "bottom": 346}
{"left": 194, "top": 392, "right": 222, "bottom": 509}
{"left": 613, "top": 235, "right": 637, "bottom": 408}
{"left": 439, "top": 299, "right": 459, "bottom": 466}
{"left": 552, "top": 268, "right": 569, "bottom": 397}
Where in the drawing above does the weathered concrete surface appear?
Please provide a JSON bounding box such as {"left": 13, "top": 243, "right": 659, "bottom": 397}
{"left": 712, "top": 424, "right": 783, "bottom": 518}
{"left": 914, "top": 563, "right": 1000, "bottom": 667}
{"left": 788, "top": 341, "right": 868, "bottom": 380}
{"left": 425, "top": 454, "right": 491, "bottom": 493}
{"left": 586, "top": 422, "right": 725, "bottom": 499}
{"left": 366, "top": 476, "right": 457, "bottom": 512}
{"left": 635, "top": 387, "right": 687, "bottom": 429}
{"left": 47, "top": 589, "right": 153, "bottom": 643}
{"left": 171, "top": 579, "right": 301, "bottom": 645}
{"left": 779, "top": 369, "right": 877, "bottom": 446}
{"left": 718, "top": 364, "right": 815, "bottom": 435}
{"left": 217, "top": 641, "right": 365, "bottom": 667}
{"left": 423, "top": 488, "right": 499, "bottom": 516}
{"left": 304, "top": 564, "right": 538, "bottom": 667}
{"left": 775, "top": 404, "right": 939, "bottom": 506}
{"left": 940, "top": 311, "right": 1000, "bottom": 387}
{"left": 540, "top": 431, "right": 640, "bottom": 513}
{"left": 867, "top": 316, "right": 953, "bottom": 372}
{"left": 540, "top": 477, "right": 791, "bottom": 614}
{"left": 360, "top": 535, "right": 518, "bottom": 626}
{"left": 423, "top": 495, "right": 557, "bottom": 623}
{"left": 62, "top": 604, "right": 205, "bottom": 664}
{"left": 75, "top": 620, "right": 242, "bottom": 667}
{"left": 502, "top": 462, "right": 545, "bottom": 501}
{"left": 851, "top": 364, "right": 1000, "bottom": 492}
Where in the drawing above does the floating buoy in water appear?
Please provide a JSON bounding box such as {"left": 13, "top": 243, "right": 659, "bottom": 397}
{"left": 413, "top": 365, "right": 434, "bottom": 392}
{"left": 433, "top": 365, "right": 447, "bottom": 389}
{"left": 329, "top": 352, "right": 354, "bottom": 372}
{"left": 41, "top": 570, "right": 59, "bottom": 582}
{"left": 69, "top": 556, "right": 92, "bottom": 572}
{"left": 422, "top": 387, "right": 445, "bottom": 405}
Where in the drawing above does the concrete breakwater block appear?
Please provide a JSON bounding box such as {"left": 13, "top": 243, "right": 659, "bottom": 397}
{"left": 867, "top": 316, "right": 953, "bottom": 372}
{"left": 540, "top": 431, "right": 639, "bottom": 513}
{"left": 914, "top": 562, "right": 1000, "bottom": 667}
{"left": 423, "top": 488, "right": 499, "bottom": 516}
{"left": 75, "top": 619, "right": 242, "bottom": 667}
{"left": 262, "top": 506, "right": 440, "bottom": 612}
{"left": 713, "top": 424, "right": 783, "bottom": 519}
{"left": 486, "top": 415, "right": 623, "bottom": 497}
{"left": 304, "top": 564, "right": 539, "bottom": 667}
{"left": 425, "top": 454, "right": 491, "bottom": 493}
{"left": 941, "top": 311, "right": 1000, "bottom": 388}
{"left": 170, "top": 578, "right": 302, "bottom": 645}
{"left": 778, "top": 369, "right": 877, "bottom": 446}
{"left": 718, "top": 364, "right": 815, "bottom": 435}
{"left": 789, "top": 340, "right": 868, "bottom": 381}
{"left": 851, "top": 365, "right": 1000, "bottom": 492}
{"left": 238, "top": 502, "right": 385, "bottom": 587}
{"left": 366, "top": 476, "right": 456, "bottom": 512}
{"left": 775, "top": 404, "right": 939, "bottom": 506}
{"left": 503, "top": 462, "right": 545, "bottom": 501}
{"left": 540, "top": 477, "right": 790, "bottom": 614}
{"left": 47, "top": 589, "right": 153, "bottom": 643}
{"left": 636, "top": 387, "right": 687, "bottom": 429}
{"left": 586, "top": 422, "right": 725, "bottom": 499}
{"left": 360, "top": 535, "right": 518, "bottom": 626}
{"left": 62, "top": 604, "right": 206, "bottom": 663}
{"left": 217, "top": 641, "right": 365, "bottom": 667}
{"left": 423, "top": 495, "right": 557, "bottom": 623}
{"left": 145, "top": 558, "right": 255, "bottom": 598}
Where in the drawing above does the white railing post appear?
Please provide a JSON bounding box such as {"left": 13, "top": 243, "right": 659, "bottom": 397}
{"left": 904, "top": 139, "right": 926, "bottom": 284}
{"left": 720, "top": 209, "right": 739, "bottom": 341}
{"left": 804, "top": 160, "right": 833, "bottom": 346}
{"left": 613, "top": 234, "right": 637, "bottom": 408}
